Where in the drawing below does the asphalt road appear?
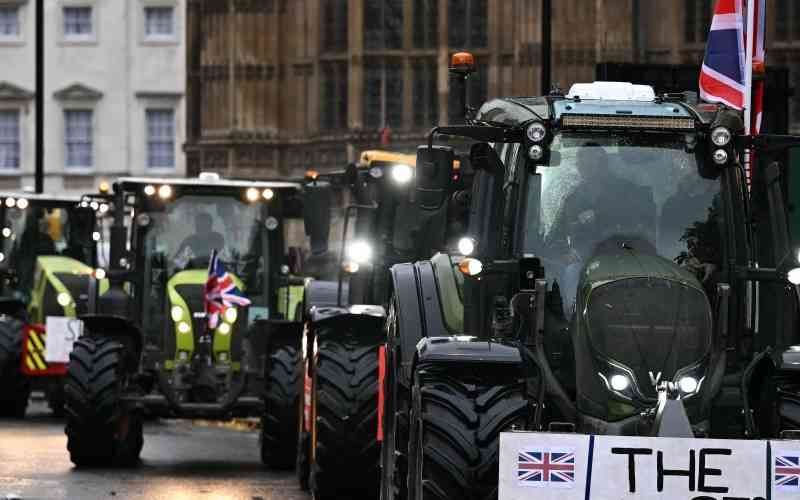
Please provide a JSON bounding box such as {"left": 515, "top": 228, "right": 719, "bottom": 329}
{"left": 0, "top": 400, "right": 309, "bottom": 500}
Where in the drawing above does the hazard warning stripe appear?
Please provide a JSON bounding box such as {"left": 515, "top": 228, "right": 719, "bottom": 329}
{"left": 29, "top": 330, "right": 44, "bottom": 351}
{"left": 24, "top": 330, "right": 48, "bottom": 371}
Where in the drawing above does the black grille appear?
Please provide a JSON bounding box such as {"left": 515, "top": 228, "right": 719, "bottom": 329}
{"left": 586, "top": 277, "right": 711, "bottom": 396}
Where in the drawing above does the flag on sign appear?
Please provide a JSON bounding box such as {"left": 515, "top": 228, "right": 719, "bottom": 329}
{"left": 775, "top": 455, "right": 800, "bottom": 490}
{"left": 204, "top": 249, "right": 250, "bottom": 328}
{"left": 699, "top": 0, "right": 746, "bottom": 109}
{"left": 517, "top": 450, "right": 575, "bottom": 486}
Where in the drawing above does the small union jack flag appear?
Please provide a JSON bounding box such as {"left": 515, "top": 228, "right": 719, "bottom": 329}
{"left": 775, "top": 454, "right": 800, "bottom": 490}
{"left": 205, "top": 249, "right": 250, "bottom": 328}
{"left": 517, "top": 449, "right": 575, "bottom": 487}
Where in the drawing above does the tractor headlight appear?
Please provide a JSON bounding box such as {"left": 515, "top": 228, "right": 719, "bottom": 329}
{"left": 528, "top": 145, "right": 545, "bottom": 161}
{"left": 262, "top": 188, "right": 274, "bottom": 200}
{"left": 16, "top": 198, "right": 28, "bottom": 209}
{"left": 712, "top": 149, "right": 729, "bottom": 165}
{"left": 93, "top": 268, "right": 106, "bottom": 280}
{"left": 346, "top": 240, "right": 373, "bottom": 264}
{"left": 158, "top": 184, "right": 173, "bottom": 200}
{"left": 4, "top": 197, "right": 15, "bottom": 208}
{"left": 136, "top": 213, "right": 151, "bottom": 227}
{"left": 178, "top": 321, "right": 191, "bottom": 334}
{"left": 610, "top": 374, "right": 631, "bottom": 392}
{"left": 218, "top": 322, "right": 231, "bottom": 335}
{"left": 224, "top": 307, "right": 238, "bottom": 323}
{"left": 457, "top": 237, "right": 475, "bottom": 256}
{"left": 391, "top": 164, "right": 413, "bottom": 184}
{"left": 597, "top": 366, "right": 638, "bottom": 400}
{"left": 458, "top": 258, "right": 483, "bottom": 277}
{"left": 245, "top": 187, "right": 260, "bottom": 202}
{"left": 92, "top": 231, "right": 101, "bottom": 241}
{"left": 144, "top": 185, "right": 156, "bottom": 196}
{"left": 2, "top": 227, "right": 11, "bottom": 238}
{"left": 678, "top": 376, "right": 699, "bottom": 394}
{"left": 526, "top": 122, "right": 547, "bottom": 143}
{"left": 711, "top": 127, "right": 732, "bottom": 147}
{"left": 171, "top": 305, "right": 184, "bottom": 322}
{"left": 788, "top": 267, "right": 800, "bottom": 285}
{"left": 369, "top": 166, "right": 384, "bottom": 179}
{"left": 57, "top": 292, "right": 71, "bottom": 307}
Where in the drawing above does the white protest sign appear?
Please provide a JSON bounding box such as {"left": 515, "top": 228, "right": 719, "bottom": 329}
{"left": 499, "top": 432, "right": 800, "bottom": 500}
{"left": 44, "top": 316, "right": 84, "bottom": 363}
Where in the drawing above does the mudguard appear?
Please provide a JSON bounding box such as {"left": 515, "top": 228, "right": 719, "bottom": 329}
{"left": 308, "top": 304, "right": 385, "bottom": 324}
{"left": 780, "top": 348, "right": 800, "bottom": 373}
{"left": 416, "top": 336, "right": 522, "bottom": 367}
{"left": 250, "top": 318, "right": 302, "bottom": 376}
{"left": 79, "top": 314, "right": 143, "bottom": 372}
{"left": 389, "top": 260, "right": 450, "bottom": 385}
{"left": 304, "top": 279, "right": 348, "bottom": 316}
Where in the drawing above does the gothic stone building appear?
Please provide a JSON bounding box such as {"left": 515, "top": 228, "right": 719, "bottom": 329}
{"left": 185, "top": 0, "right": 800, "bottom": 180}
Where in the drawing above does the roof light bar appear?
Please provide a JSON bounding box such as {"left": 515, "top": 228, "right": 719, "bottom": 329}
{"left": 561, "top": 114, "right": 695, "bottom": 131}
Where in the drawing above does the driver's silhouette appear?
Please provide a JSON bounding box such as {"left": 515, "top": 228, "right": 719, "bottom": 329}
{"left": 175, "top": 212, "right": 225, "bottom": 262}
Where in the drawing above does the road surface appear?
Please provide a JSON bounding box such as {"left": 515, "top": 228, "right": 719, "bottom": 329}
{"left": 0, "top": 401, "right": 309, "bottom": 500}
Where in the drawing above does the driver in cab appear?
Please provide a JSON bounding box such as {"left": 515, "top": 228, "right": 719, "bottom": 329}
{"left": 173, "top": 212, "right": 225, "bottom": 268}
{"left": 548, "top": 143, "right": 655, "bottom": 315}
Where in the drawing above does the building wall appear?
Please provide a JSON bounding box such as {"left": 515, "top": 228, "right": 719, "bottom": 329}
{"left": 0, "top": 0, "right": 186, "bottom": 194}
{"left": 186, "top": 0, "right": 799, "bottom": 180}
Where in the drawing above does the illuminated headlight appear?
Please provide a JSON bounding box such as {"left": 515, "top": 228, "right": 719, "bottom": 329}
{"left": 265, "top": 216, "right": 279, "bottom": 231}
{"left": 788, "top": 267, "right": 800, "bottom": 285}
{"left": 246, "top": 187, "right": 260, "bottom": 202}
{"left": 80, "top": 201, "right": 89, "bottom": 208}
{"left": 99, "top": 203, "right": 109, "bottom": 214}
{"left": 178, "top": 321, "right": 191, "bottom": 334}
{"left": 90, "top": 201, "right": 99, "bottom": 210}
{"left": 678, "top": 376, "right": 699, "bottom": 394}
{"left": 57, "top": 292, "right": 71, "bottom": 307}
{"left": 158, "top": 185, "right": 173, "bottom": 200}
{"left": 712, "top": 149, "right": 729, "bottom": 165}
{"left": 224, "top": 307, "right": 238, "bottom": 323}
{"left": 526, "top": 122, "right": 547, "bottom": 143}
{"left": 457, "top": 237, "right": 475, "bottom": 256}
{"left": 136, "top": 213, "right": 151, "bottom": 227}
{"left": 92, "top": 231, "right": 101, "bottom": 241}
{"left": 16, "top": 198, "right": 28, "bottom": 209}
{"left": 218, "top": 322, "right": 231, "bottom": 335}
{"left": 610, "top": 374, "right": 630, "bottom": 392}
{"left": 93, "top": 268, "right": 106, "bottom": 280}
{"left": 391, "top": 164, "right": 413, "bottom": 184}
{"left": 711, "top": 127, "right": 732, "bottom": 147}
{"left": 528, "top": 145, "right": 544, "bottom": 161}
{"left": 343, "top": 262, "right": 360, "bottom": 273}
{"left": 4, "top": 197, "right": 15, "bottom": 208}
{"left": 171, "top": 305, "right": 184, "bottom": 322}
{"left": 280, "top": 264, "right": 290, "bottom": 275}
{"left": 458, "top": 258, "right": 483, "bottom": 277}
{"left": 346, "top": 240, "right": 373, "bottom": 264}
{"left": 0, "top": 252, "right": 5, "bottom": 263}
{"left": 2, "top": 227, "right": 11, "bottom": 238}
{"left": 262, "top": 188, "right": 274, "bottom": 200}
{"left": 369, "top": 166, "right": 384, "bottom": 179}
{"left": 144, "top": 185, "right": 156, "bottom": 196}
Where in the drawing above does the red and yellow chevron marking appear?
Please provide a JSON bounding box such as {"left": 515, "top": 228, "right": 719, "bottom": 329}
{"left": 21, "top": 324, "right": 67, "bottom": 376}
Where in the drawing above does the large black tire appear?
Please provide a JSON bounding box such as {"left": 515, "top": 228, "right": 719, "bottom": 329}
{"left": 407, "top": 367, "right": 527, "bottom": 500}
{"left": 380, "top": 342, "right": 409, "bottom": 500}
{"left": 310, "top": 327, "right": 380, "bottom": 499}
{"left": 0, "top": 318, "right": 30, "bottom": 418}
{"left": 260, "top": 341, "right": 301, "bottom": 468}
{"left": 64, "top": 337, "right": 143, "bottom": 467}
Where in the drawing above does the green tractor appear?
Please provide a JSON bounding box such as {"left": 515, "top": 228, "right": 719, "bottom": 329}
{"left": 296, "top": 150, "right": 470, "bottom": 497}
{"left": 0, "top": 192, "right": 103, "bottom": 417}
{"left": 379, "top": 76, "right": 800, "bottom": 499}
{"left": 62, "top": 174, "right": 306, "bottom": 466}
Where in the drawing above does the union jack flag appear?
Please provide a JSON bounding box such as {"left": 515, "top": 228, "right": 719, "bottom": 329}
{"left": 699, "top": 0, "right": 746, "bottom": 109}
{"left": 775, "top": 454, "right": 800, "bottom": 490}
{"left": 517, "top": 450, "right": 575, "bottom": 487}
{"left": 205, "top": 249, "right": 250, "bottom": 328}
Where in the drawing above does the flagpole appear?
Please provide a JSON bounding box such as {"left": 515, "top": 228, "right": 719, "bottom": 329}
{"left": 744, "top": 0, "right": 755, "bottom": 136}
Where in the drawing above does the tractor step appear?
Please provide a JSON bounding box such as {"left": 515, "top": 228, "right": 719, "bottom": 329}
{"left": 121, "top": 394, "right": 263, "bottom": 419}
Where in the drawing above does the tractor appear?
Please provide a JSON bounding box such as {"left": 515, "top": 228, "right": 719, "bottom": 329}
{"left": 379, "top": 68, "right": 800, "bottom": 499}
{"left": 296, "top": 150, "right": 470, "bottom": 498}
{"left": 61, "top": 174, "right": 306, "bottom": 466}
{"left": 0, "top": 192, "right": 103, "bottom": 417}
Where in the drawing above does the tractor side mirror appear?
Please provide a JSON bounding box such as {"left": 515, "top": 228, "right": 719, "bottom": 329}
{"left": 467, "top": 143, "right": 506, "bottom": 258}
{"left": 416, "top": 145, "right": 455, "bottom": 211}
{"left": 303, "top": 181, "right": 332, "bottom": 256}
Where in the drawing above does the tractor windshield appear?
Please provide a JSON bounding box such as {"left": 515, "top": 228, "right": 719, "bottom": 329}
{"left": 0, "top": 201, "right": 97, "bottom": 302}
{"left": 139, "top": 194, "right": 271, "bottom": 342}
{"left": 522, "top": 132, "right": 723, "bottom": 313}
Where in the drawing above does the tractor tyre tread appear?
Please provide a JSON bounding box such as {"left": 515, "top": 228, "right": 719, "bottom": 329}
{"left": 311, "top": 327, "right": 380, "bottom": 498}
{"left": 0, "top": 318, "right": 30, "bottom": 418}
{"left": 64, "top": 337, "right": 142, "bottom": 467}
{"left": 261, "top": 341, "right": 301, "bottom": 469}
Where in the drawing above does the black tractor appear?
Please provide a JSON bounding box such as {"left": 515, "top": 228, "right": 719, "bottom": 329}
{"left": 297, "top": 150, "right": 471, "bottom": 498}
{"left": 379, "top": 74, "right": 800, "bottom": 499}
{"left": 62, "top": 174, "right": 307, "bottom": 466}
